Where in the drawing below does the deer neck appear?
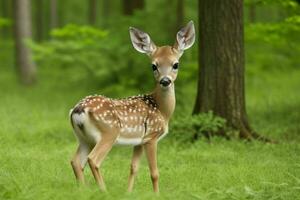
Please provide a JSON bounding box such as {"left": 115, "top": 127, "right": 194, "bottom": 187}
{"left": 152, "top": 84, "right": 176, "bottom": 121}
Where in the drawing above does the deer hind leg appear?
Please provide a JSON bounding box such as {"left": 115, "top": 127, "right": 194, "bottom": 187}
{"left": 71, "top": 143, "right": 91, "bottom": 184}
{"left": 127, "top": 145, "right": 143, "bottom": 192}
{"left": 144, "top": 140, "right": 159, "bottom": 193}
{"left": 87, "top": 134, "right": 116, "bottom": 191}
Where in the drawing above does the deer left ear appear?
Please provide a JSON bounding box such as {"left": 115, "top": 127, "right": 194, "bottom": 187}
{"left": 174, "top": 21, "right": 195, "bottom": 52}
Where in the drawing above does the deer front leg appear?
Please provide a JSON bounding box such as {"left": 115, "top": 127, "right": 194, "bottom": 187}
{"left": 127, "top": 145, "right": 143, "bottom": 192}
{"left": 144, "top": 140, "right": 159, "bottom": 193}
{"left": 87, "top": 137, "right": 115, "bottom": 191}
{"left": 71, "top": 144, "right": 91, "bottom": 184}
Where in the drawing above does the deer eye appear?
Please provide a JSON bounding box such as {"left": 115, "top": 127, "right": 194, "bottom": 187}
{"left": 152, "top": 64, "right": 158, "bottom": 71}
{"left": 173, "top": 63, "right": 179, "bottom": 70}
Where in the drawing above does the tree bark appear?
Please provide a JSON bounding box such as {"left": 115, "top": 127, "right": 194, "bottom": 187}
{"left": 193, "top": 0, "right": 260, "bottom": 140}
{"left": 176, "top": 0, "right": 184, "bottom": 30}
{"left": 35, "top": 0, "right": 43, "bottom": 41}
{"left": 13, "top": 0, "right": 36, "bottom": 85}
{"left": 122, "top": 0, "right": 144, "bottom": 15}
{"left": 132, "top": 0, "right": 145, "bottom": 10}
{"left": 249, "top": 4, "right": 256, "bottom": 23}
{"left": 123, "top": 0, "right": 133, "bottom": 15}
{"left": 102, "top": 0, "right": 110, "bottom": 27}
{"left": 88, "top": 0, "right": 97, "bottom": 25}
{"left": 50, "top": 0, "right": 57, "bottom": 29}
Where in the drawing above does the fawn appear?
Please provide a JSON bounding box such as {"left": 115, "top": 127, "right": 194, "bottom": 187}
{"left": 69, "top": 21, "right": 195, "bottom": 193}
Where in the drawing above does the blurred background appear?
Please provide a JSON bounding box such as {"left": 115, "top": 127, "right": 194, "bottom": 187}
{"left": 0, "top": 0, "right": 300, "bottom": 199}
{"left": 0, "top": 0, "right": 299, "bottom": 140}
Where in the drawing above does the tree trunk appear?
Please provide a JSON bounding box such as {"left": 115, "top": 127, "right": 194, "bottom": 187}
{"left": 123, "top": 0, "right": 133, "bottom": 15}
{"left": 176, "top": 0, "right": 184, "bottom": 30}
{"left": 88, "top": 0, "right": 97, "bottom": 25}
{"left": 122, "top": 0, "right": 144, "bottom": 15}
{"left": 102, "top": 0, "right": 110, "bottom": 27}
{"left": 249, "top": 4, "right": 256, "bottom": 23}
{"left": 132, "top": 0, "right": 145, "bottom": 10}
{"left": 193, "top": 0, "right": 259, "bottom": 140}
{"left": 35, "top": 0, "right": 43, "bottom": 41}
{"left": 13, "top": 0, "right": 36, "bottom": 85}
{"left": 50, "top": 0, "right": 57, "bottom": 29}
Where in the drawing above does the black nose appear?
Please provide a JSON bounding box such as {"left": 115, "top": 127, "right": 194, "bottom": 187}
{"left": 159, "top": 77, "right": 171, "bottom": 87}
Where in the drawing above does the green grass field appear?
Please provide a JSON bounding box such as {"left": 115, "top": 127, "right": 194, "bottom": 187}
{"left": 0, "top": 65, "right": 300, "bottom": 199}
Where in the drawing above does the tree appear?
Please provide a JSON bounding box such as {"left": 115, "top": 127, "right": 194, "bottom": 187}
{"left": 102, "top": 0, "right": 110, "bottom": 27}
{"left": 50, "top": 0, "right": 57, "bottom": 29}
{"left": 88, "top": 0, "right": 97, "bottom": 25}
{"left": 122, "top": 0, "right": 144, "bottom": 15}
{"left": 176, "top": 0, "right": 184, "bottom": 30}
{"left": 132, "top": 0, "right": 144, "bottom": 10}
{"left": 13, "top": 0, "right": 36, "bottom": 85}
{"left": 35, "top": 0, "right": 44, "bottom": 41}
{"left": 193, "top": 0, "right": 264, "bottom": 140}
{"left": 249, "top": 3, "right": 256, "bottom": 23}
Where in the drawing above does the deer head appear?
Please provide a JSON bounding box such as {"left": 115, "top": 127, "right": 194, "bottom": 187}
{"left": 129, "top": 21, "right": 195, "bottom": 90}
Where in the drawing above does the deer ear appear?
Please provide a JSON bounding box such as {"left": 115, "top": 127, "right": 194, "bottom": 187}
{"left": 174, "top": 21, "right": 195, "bottom": 52}
{"left": 129, "top": 27, "right": 157, "bottom": 55}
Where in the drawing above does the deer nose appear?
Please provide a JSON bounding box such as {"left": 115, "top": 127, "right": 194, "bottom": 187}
{"left": 159, "top": 77, "right": 171, "bottom": 87}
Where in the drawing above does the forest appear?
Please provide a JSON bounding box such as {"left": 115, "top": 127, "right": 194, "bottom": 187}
{"left": 0, "top": 0, "right": 300, "bottom": 199}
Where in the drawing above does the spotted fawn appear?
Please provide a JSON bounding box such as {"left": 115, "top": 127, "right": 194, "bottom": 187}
{"left": 70, "top": 21, "right": 195, "bottom": 193}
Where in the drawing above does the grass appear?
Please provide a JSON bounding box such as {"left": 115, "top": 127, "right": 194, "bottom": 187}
{"left": 0, "top": 56, "right": 300, "bottom": 199}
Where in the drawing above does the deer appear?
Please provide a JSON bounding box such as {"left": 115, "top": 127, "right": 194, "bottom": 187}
{"left": 69, "top": 21, "right": 195, "bottom": 193}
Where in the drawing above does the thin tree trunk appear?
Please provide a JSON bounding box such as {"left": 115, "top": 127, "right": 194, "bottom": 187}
{"left": 122, "top": 0, "right": 144, "bottom": 16}
{"left": 164, "top": 0, "right": 174, "bottom": 43}
{"left": 249, "top": 4, "right": 256, "bottom": 23}
{"left": 132, "top": 0, "right": 144, "bottom": 10}
{"left": 50, "top": 0, "right": 57, "bottom": 29}
{"left": 36, "top": 0, "right": 43, "bottom": 41}
{"left": 14, "top": 0, "right": 36, "bottom": 85}
{"left": 193, "top": 0, "right": 266, "bottom": 141}
{"left": 102, "top": 0, "right": 110, "bottom": 27}
{"left": 89, "top": 0, "right": 97, "bottom": 25}
{"left": 123, "top": 0, "right": 133, "bottom": 15}
{"left": 176, "top": 0, "right": 184, "bottom": 30}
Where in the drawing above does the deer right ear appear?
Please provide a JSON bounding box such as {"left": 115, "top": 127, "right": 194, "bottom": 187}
{"left": 129, "top": 27, "right": 157, "bottom": 55}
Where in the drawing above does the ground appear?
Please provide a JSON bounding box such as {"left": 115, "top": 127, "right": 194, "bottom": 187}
{"left": 0, "top": 66, "right": 299, "bottom": 200}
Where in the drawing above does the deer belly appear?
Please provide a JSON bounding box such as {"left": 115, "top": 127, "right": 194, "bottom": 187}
{"left": 115, "top": 125, "right": 145, "bottom": 145}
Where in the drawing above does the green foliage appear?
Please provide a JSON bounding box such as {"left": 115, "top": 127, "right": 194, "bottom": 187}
{"left": 30, "top": 23, "right": 157, "bottom": 97}
{"left": 29, "top": 24, "right": 111, "bottom": 82}
{"left": 245, "top": 15, "right": 300, "bottom": 72}
{"left": 245, "top": 0, "right": 299, "bottom": 8}
{"left": 246, "top": 16, "right": 300, "bottom": 44}
{"left": 171, "top": 112, "right": 226, "bottom": 142}
{"left": 51, "top": 24, "right": 108, "bottom": 41}
{"left": 0, "top": 18, "right": 12, "bottom": 27}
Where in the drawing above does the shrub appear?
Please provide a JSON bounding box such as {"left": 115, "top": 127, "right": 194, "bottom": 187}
{"left": 170, "top": 111, "right": 226, "bottom": 143}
